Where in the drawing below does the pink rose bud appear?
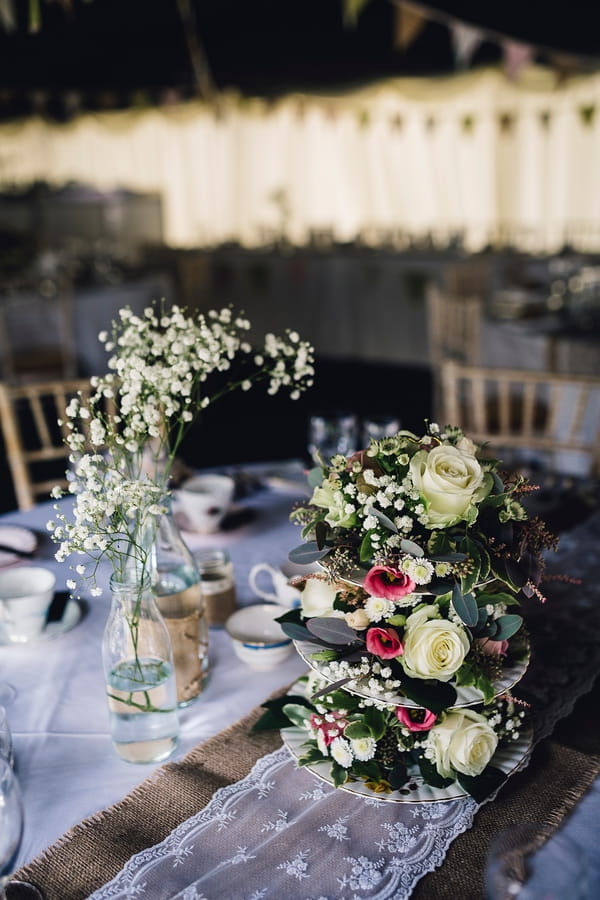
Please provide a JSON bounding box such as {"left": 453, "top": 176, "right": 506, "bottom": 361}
{"left": 363, "top": 565, "right": 416, "bottom": 602}
{"left": 396, "top": 706, "right": 437, "bottom": 732}
{"left": 365, "top": 626, "right": 403, "bottom": 659}
{"left": 478, "top": 637, "right": 509, "bottom": 656}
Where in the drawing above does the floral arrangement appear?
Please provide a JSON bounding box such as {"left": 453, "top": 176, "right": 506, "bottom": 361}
{"left": 255, "top": 423, "right": 555, "bottom": 800}
{"left": 48, "top": 303, "right": 315, "bottom": 590}
{"left": 257, "top": 673, "right": 527, "bottom": 802}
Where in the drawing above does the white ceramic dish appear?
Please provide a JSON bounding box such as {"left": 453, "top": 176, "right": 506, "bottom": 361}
{"left": 0, "top": 525, "right": 37, "bottom": 569}
{"left": 225, "top": 603, "right": 293, "bottom": 670}
{"left": 294, "top": 638, "right": 530, "bottom": 708}
{"left": 0, "top": 598, "right": 83, "bottom": 646}
{"left": 282, "top": 723, "right": 533, "bottom": 803}
{"left": 0, "top": 566, "right": 56, "bottom": 642}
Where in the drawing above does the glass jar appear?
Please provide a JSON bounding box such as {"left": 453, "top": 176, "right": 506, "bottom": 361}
{"left": 195, "top": 549, "right": 237, "bottom": 626}
{"left": 152, "top": 505, "right": 209, "bottom": 707}
{"left": 102, "top": 575, "right": 179, "bottom": 764}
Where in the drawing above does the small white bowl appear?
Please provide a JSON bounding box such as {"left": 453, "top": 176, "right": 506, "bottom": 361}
{"left": 0, "top": 566, "right": 56, "bottom": 643}
{"left": 225, "top": 603, "right": 293, "bottom": 671}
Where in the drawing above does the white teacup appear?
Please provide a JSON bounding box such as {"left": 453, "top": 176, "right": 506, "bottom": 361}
{"left": 248, "top": 563, "right": 302, "bottom": 607}
{"left": 225, "top": 603, "right": 293, "bottom": 670}
{"left": 174, "top": 474, "right": 235, "bottom": 534}
{"left": 0, "top": 566, "right": 56, "bottom": 643}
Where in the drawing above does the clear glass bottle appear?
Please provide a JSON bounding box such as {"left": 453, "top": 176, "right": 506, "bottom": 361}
{"left": 102, "top": 575, "right": 179, "bottom": 764}
{"left": 195, "top": 548, "right": 237, "bottom": 626}
{"left": 152, "top": 505, "right": 209, "bottom": 706}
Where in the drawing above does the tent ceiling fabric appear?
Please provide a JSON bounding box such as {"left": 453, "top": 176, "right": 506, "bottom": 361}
{"left": 0, "top": 0, "right": 598, "bottom": 101}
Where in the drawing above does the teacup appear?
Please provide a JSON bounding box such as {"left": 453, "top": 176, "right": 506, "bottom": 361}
{"left": 174, "top": 474, "right": 235, "bottom": 534}
{"left": 0, "top": 566, "right": 56, "bottom": 643}
{"left": 225, "top": 603, "right": 293, "bottom": 670}
{"left": 248, "top": 563, "right": 302, "bottom": 607}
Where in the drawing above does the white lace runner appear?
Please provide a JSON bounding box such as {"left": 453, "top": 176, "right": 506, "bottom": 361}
{"left": 89, "top": 746, "right": 479, "bottom": 900}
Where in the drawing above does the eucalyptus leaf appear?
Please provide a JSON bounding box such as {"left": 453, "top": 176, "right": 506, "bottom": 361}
{"left": 429, "top": 552, "right": 467, "bottom": 562}
{"left": 367, "top": 506, "right": 398, "bottom": 533}
{"left": 307, "top": 466, "right": 324, "bottom": 488}
{"left": 452, "top": 584, "right": 479, "bottom": 627}
{"left": 400, "top": 538, "right": 424, "bottom": 557}
{"left": 288, "top": 542, "right": 330, "bottom": 565}
{"left": 307, "top": 617, "right": 361, "bottom": 645}
{"left": 311, "top": 677, "right": 354, "bottom": 700}
{"left": 493, "top": 614, "right": 523, "bottom": 641}
{"left": 279, "top": 621, "right": 323, "bottom": 644}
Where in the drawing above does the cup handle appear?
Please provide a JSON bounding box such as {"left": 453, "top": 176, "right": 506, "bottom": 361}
{"left": 248, "top": 564, "right": 279, "bottom": 603}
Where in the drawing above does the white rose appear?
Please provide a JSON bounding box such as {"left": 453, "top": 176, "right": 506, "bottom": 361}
{"left": 310, "top": 480, "right": 357, "bottom": 530}
{"left": 402, "top": 604, "right": 470, "bottom": 682}
{"left": 300, "top": 578, "right": 345, "bottom": 619}
{"left": 427, "top": 708, "right": 498, "bottom": 778}
{"left": 345, "top": 608, "right": 371, "bottom": 630}
{"left": 409, "top": 445, "right": 492, "bottom": 527}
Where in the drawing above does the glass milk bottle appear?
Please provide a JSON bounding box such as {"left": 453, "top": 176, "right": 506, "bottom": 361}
{"left": 103, "top": 576, "right": 179, "bottom": 764}
{"left": 152, "top": 504, "right": 209, "bottom": 706}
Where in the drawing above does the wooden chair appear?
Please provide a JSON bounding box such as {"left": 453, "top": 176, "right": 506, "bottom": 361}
{"left": 0, "top": 378, "right": 106, "bottom": 511}
{"left": 426, "top": 283, "right": 483, "bottom": 421}
{"left": 439, "top": 360, "right": 600, "bottom": 476}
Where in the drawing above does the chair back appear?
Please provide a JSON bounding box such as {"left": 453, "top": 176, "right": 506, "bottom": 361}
{"left": 0, "top": 378, "right": 105, "bottom": 511}
{"left": 440, "top": 360, "right": 600, "bottom": 476}
{"left": 0, "top": 271, "right": 76, "bottom": 384}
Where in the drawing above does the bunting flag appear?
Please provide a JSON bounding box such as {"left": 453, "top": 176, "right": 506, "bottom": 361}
{"left": 394, "top": 2, "right": 428, "bottom": 51}
{"left": 502, "top": 40, "right": 535, "bottom": 81}
{"left": 451, "top": 21, "right": 484, "bottom": 69}
{"left": 0, "top": 0, "right": 16, "bottom": 32}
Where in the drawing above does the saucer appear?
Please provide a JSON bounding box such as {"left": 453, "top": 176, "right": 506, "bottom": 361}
{"left": 0, "top": 596, "right": 83, "bottom": 646}
{"left": 0, "top": 525, "right": 37, "bottom": 568}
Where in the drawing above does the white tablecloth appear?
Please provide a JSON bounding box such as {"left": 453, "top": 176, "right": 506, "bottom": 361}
{"left": 1, "top": 463, "right": 599, "bottom": 898}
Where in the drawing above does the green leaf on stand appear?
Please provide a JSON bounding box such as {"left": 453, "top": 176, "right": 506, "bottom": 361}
{"left": 494, "top": 614, "right": 523, "bottom": 641}
{"left": 298, "top": 747, "right": 327, "bottom": 766}
{"left": 386, "top": 613, "right": 407, "bottom": 627}
{"left": 353, "top": 759, "right": 382, "bottom": 781}
{"left": 359, "top": 531, "right": 374, "bottom": 563}
{"left": 367, "top": 506, "right": 398, "bottom": 533}
{"left": 307, "top": 466, "right": 324, "bottom": 488}
{"left": 282, "top": 703, "right": 312, "bottom": 727}
{"left": 417, "top": 756, "right": 454, "bottom": 789}
{"left": 344, "top": 721, "right": 373, "bottom": 740}
{"left": 452, "top": 583, "right": 479, "bottom": 627}
{"left": 279, "top": 621, "right": 323, "bottom": 644}
{"left": 276, "top": 607, "right": 303, "bottom": 626}
{"left": 400, "top": 673, "right": 457, "bottom": 714}
{"left": 361, "top": 705, "right": 387, "bottom": 740}
{"left": 288, "top": 542, "right": 330, "bottom": 565}
{"left": 252, "top": 694, "right": 312, "bottom": 732}
{"left": 331, "top": 761, "right": 349, "bottom": 788}
{"left": 307, "top": 617, "right": 361, "bottom": 645}
{"left": 400, "top": 538, "right": 424, "bottom": 557}
{"left": 458, "top": 765, "right": 507, "bottom": 803}
{"left": 315, "top": 519, "right": 328, "bottom": 550}
{"left": 311, "top": 677, "right": 354, "bottom": 700}
{"left": 309, "top": 648, "right": 338, "bottom": 663}
{"left": 388, "top": 761, "right": 409, "bottom": 790}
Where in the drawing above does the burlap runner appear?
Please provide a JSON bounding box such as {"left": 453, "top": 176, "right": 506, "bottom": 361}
{"left": 13, "top": 680, "right": 600, "bottom": 900}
